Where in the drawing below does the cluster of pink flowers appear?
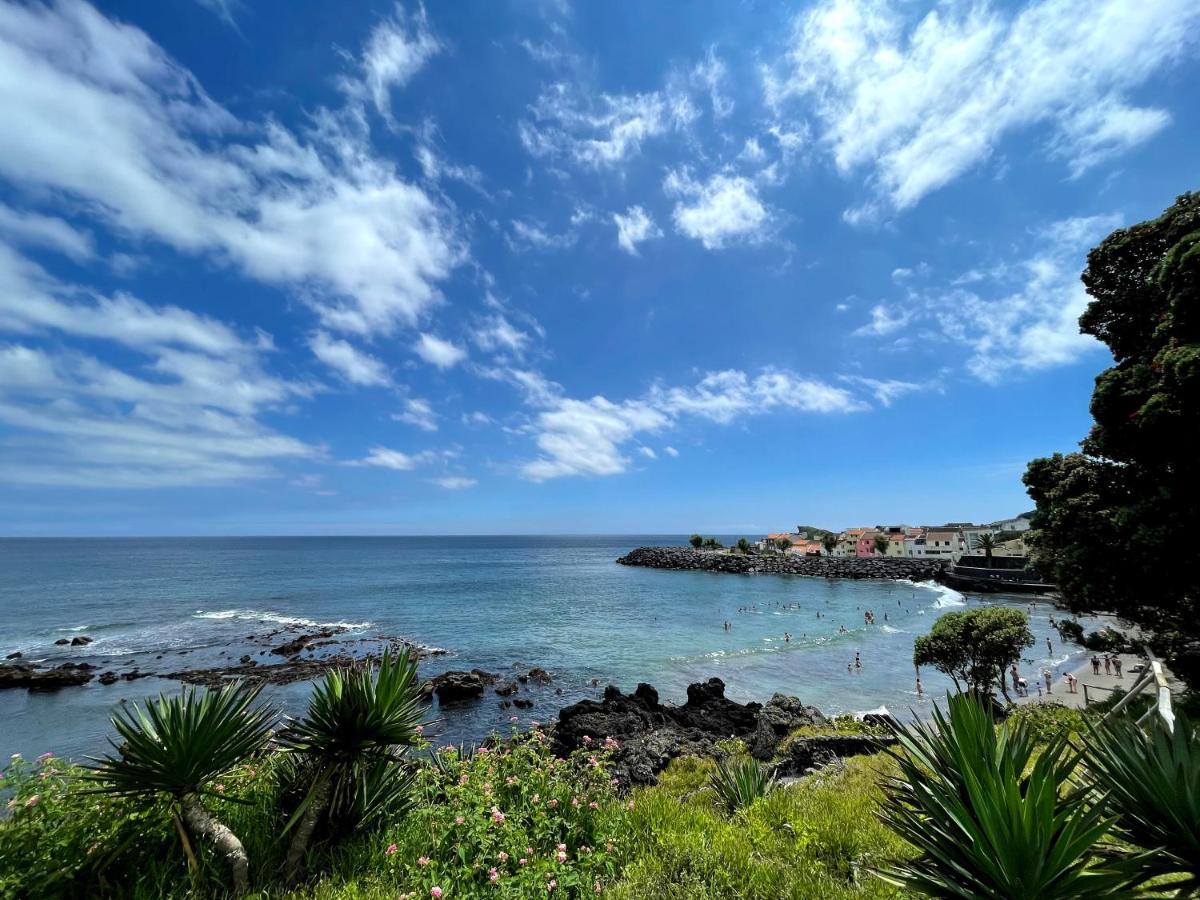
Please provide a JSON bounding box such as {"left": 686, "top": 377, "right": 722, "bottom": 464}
{"left": 581, "top": 735, "right": 593, "bottom": 745}
{"left": 547, "top": 878, "right": 557, "bottom": 892}
{"left": 490, "top": 806, "right": 505, "bottom": 823}
{"left": 417, "top": 856, "right": 431, "bottom": 867}
{"left": 430, "top": 888, "right": 443, "bottom": 899}
{"left": 454, "top": 815, "right": 465, "bottom": 825}
{"left": 488, "top": 866, "right": 499, "bottom": 883}
{"left": 384, "top": 843, "right": 398, "bottom": 856}
{"left": 24, "top": 794, "right": 40, "bottom": 808}
{"left": 505, "top": 775, "right": 518, "bottom": 786}
{"left": 498, "top": 851, "right": 509, "bottom": 862}
{"left": 603, "top": 736, "right": 619, "bottom": 750}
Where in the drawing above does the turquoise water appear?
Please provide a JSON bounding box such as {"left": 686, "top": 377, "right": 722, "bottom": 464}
{"left": 0, "top": 537, "right": 1098, "bottom": 760}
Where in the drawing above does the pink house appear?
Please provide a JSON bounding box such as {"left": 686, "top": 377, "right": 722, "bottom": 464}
{"left": 856, "top": 530, "right": 879, "bottom": 557}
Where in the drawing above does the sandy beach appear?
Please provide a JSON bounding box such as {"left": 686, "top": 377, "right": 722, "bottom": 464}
{"left": 1016, "top": 651, "right": 1182, "bottom": 710}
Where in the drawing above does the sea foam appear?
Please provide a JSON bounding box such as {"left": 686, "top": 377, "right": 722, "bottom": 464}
{"left": 193, "top": 609, "right": 372, "bottom": 630}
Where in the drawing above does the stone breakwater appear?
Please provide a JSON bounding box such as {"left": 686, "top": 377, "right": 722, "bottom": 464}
{"left": 617, "top": 547, "right": 946, "bottom": 580}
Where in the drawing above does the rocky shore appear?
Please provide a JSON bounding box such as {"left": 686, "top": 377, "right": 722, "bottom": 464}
{"left": 553, "top": 677, "right": 895, "bottom": 786}
{"left": 617, "top": 546, "right": 946, "bottom": 580}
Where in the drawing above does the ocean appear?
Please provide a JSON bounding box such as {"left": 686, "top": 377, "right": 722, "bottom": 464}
{"left": 0, "top": 536, "right": 1099, "bottom": 760}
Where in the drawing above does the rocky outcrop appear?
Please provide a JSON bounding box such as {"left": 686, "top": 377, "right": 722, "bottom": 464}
{"left": 269, "top": 628, "right": 345, "bottom": 656}
{"left": 748, "top": 694, "right": 829, "bottom": 760}
{"left": 770, "top": 734, "right": 896, "bottom": 777}
{"left": 419, "top": 669, "right": 500, "bottom": 703}
{"left": 0, "top": 663, "right": 95, "bottom": 690}
{"left": 617, "top": 547, "right": 945, "bottom": 580}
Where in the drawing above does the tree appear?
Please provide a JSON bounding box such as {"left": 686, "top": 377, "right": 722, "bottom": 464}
{"left": 1023, "top": 192, "right": 1200, "bottom": 687}
{"left": 735, "top": 537, "right": 752, "bottom": 554}
{"left": 703, "top": 537, "right": 723, "bottom": 550}
{"left": 975, "top": 533, "right": 996, "bottom": 568}
{"left": 873, "top": 534, "right": 890, "bottom": 556}
{"left": 822, "top": 533, "right": 838, "bottom": 556}
{"left": 913, "top": 608, "right": 1033, "bottom": 701}
{"left": 279, "top": 650, "right": 424, "bottom": 883}
{"left": 83, "top": 683, "right": 277, "bottom": 895}
{"left": 689, "top": 534, "right": 704, "bottom": 549}
{"left": 775, "top": 537, "right": 792, "bottom": 554}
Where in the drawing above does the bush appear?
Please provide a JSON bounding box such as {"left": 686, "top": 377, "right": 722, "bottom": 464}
{"left": 708, "top": 758, "right": 775, "bottom": 814}
{"left": 1004, "top": 703, "right": 1086, "bottom": 744}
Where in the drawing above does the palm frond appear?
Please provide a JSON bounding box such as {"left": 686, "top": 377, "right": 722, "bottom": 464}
{"left": 709, "top": 757, "right": 775, "bottom": 814}
{"left": 83, "top": 682, "right": 276, "bottom": 797}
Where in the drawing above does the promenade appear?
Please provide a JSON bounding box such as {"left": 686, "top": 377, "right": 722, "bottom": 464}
{"left": 1017, "top": 652, "right": 1182, "bottom": 710}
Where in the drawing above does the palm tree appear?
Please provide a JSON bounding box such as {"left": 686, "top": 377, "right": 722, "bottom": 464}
{"left": 83, "top": 683, "right": 277, "bottom": 895}
{"left": 876, "top": 691, "right": 1146, "bottom": 898}
{"left": 975, "top": 533, "right": 997, "bottom": 568}
{"left": 279, "top": 650, "right": 424, "bottom": 883}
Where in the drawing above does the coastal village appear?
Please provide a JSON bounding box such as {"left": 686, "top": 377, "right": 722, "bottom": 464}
{"left": 756, "top": 514, "right": 1033, "bottom": 563}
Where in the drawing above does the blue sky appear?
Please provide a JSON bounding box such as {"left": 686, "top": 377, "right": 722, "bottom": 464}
{"left": 1, "top": 0, "right": 1197, "bottom": 536}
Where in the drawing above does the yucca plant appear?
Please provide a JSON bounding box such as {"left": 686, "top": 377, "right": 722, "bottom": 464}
{"left": 709, "top": 756, "right": 775, "bottom": 814}
{"left": 278, "top": 649, "right": 425, "bottom": 882}
{"left": 82, "top": 682, "right": 277, "bottom": 895}
{"left": 1079, "top": 712, "right": 1200, "bottom": 894}
{"left": 875, "top": 692, "right": 1148, "bottom": 898}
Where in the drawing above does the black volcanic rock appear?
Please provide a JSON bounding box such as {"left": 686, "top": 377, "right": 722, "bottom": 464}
{"left": 70, "top": 636, "right": 93, "bottom": 646}
{"left": 0, "top": 663, "right": 95, "bottom": 690}
{"left": 616, "top": 547, "right": 945, "bottom": 581}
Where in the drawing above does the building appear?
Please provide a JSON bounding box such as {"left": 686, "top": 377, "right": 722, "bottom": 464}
{"left": 833, "top": 528, "right": 870, "bottom": 557}
{"left": 922, "top": 528, "right": 962, "bottom": 559}
{"left": 856, "top": 529, "right": 881, "bottom": 558}
{"left": 991, "top": 516, "right": 1033, "bottom": 533}
{"left": 885, "top": 533, "right": 908, "bottom": 557}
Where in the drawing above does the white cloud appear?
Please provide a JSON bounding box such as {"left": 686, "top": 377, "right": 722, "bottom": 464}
{"left": 470, "top": 313, "right": 532, "bottom": 357}
{"left": 393, "top": 397, "right": 437, "bottom": 431}
{"left": 431, "top": 475, "right": 476, "bottom": 489}
{"left": 356, "top": 446, "right": 434, "bottom": 471}
{"left": 853, "top": 304, "right": 911, "bottom": 337}
{"left": 664, "top": 169, "right": 770, "bottom": 250}
{"left": 354, "top": 3, "right": 440, "bottom": 123}
{"left": 508, "top": 218, "right": 577, "bottom": 252}
{"left": 0, "top": 0, "right": 462, "bottom": 338}
{"left": 193, "top": 0, "right": 244, "bottom": 30}
{"left": 308, "top": 331, "right": 390, "bottom": 386}
{"left": 0, "top": 203, "right": 94, "bottom": 261}
{"left": 770, "top": 0, "right": 1199, "bottom": 213}
{"left": 518, "top": 82, "right": 695, "bottom": 169}
{"left": 414, "top": 333, "right": 466, "bottom": 369}
{"left": 839, "top": 376, "right": 920, "bottom": 407}
{"left": 612, "top": 206, "right": 663, "bottom": 256}
{"left": 664, "top": 445, "right": 679, "bottom": 457}
{"left": 692, "top": 47, "right": 733, "bottom": 118}
{"left": 519, "top": 367, "right": 867, "bottom": 480}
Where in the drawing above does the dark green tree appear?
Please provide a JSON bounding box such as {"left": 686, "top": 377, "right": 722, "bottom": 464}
{"left": 974, "top": 533, "right": 996, "bottom": 568}
{"left": 822, "top": 533, "right": 838, "bottom": 555}
{"left": 873, "top": 534, "right": 890, "bottom": 556}
{"left": 689, "top": 534, "right": 704, "bottom": 549}
{"left": 913, "top": 608, "right": 1034, "bottom": 701}
{"left": 775, "top": 537, "right": 792, "bottom": 554}
{"left": 1024, "top": 192, "right": 1200, "bottom": 687}
{"left": 735, "top": 537, "right": 752, "bottom": 554}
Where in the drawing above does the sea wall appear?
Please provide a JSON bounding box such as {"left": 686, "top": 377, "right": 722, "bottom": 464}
{"left": 616, "top": 547, "right": 945, "bottom": 580}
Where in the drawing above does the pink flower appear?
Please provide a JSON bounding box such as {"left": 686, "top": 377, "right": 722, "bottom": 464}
{"left": 556, "top": 851, "right": 567, "bottom": 863}
{"left": 455, "top": 816, "right": 465, "bottom": 825}
{"left": 547, "top": 879, "right": 557, "bottom": 892}
{"left": 582, "top": 735, "right": 593, "bottom": 744}
{"left": 526, "top": 847, "right": 534, "bottom": 856}
{"left": 556, "top": 843, "right": 566, "bottom": 852}
{"left": 588, "top": 756, "right": 599, "bottom": 768}
{"left": 518, "top": 858, "right": 528, "bottom": 866}
{"left": 498, "top": 851, "right": 509, "bottom": 862}
{"left": 490, "top": 806, "right": 505, "bottom": 823}
{"left": 547, "top": 798, "right": 558, "bottom": 808}
{"left": 416, "top": 725, "right": 425, "bottom": 734}
{"left": 505, "top": 776, "right": 517, "bottom": 786}
{"left": 589, "top": 801, "right": 598, "bottom": 810}
{"left": 477, "top": 746, "right": 490, "bottom": 755}
{"left": 418, "top": 856, "right": 431, "bottom": 867}
{"left": 510, "top": 716, "right": 518, "bottom": 722}
{"left": 531, "top": 721, "right": 541, "bottom": 728}
{"left": 594, "top": 880, "right": 602, "bottom": 894}
{"left": 458, "top": 774, "right": 469, "bottom": 786}
{"left": 24, "top": 794, "right": 40, "bottom": 808}
{"left": 489, "top": 867, "right": 499, "bottom": 883}
{"left": 571, "top": 797, "right": 580, "bottom": 808}
{"left": 610, "top": 777, "right": 620, "bottom": 786}
{"left": 430, "top": 888, "right": 443, "bottom": 899}
{"left": 385, "top": 843, "right": 398, "bottom": 856}
{"left": 603, "top": 736, "right": 619, "bottom": 750}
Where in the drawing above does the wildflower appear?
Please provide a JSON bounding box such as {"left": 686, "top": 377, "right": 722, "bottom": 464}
{"left": 557, "top": 843, "right": 566, "bottom": 852}
{"left": 610, "top": 777, "right": 620, "bottom": 786}
{"left": 510, "top": 715, "right": 518, "bottom": 722}
{"left": 594, "top": 880, "right": 602, "bottom": 894}
{"left": 455, "top": 815, "right": 465, "bottom": 825}
{"left": 571, "top": 797, "right": 580, "bottom": 808}
{"left": 430, "top": 888, "right": 443, "bottom": 899}
{"left": 588, "top": 756, "right": 599, "bottom": 768}
{"left": 547, "top": 798, "right": 558, "bottom": 808}
{"left": 556, "top": 850, "right": 567, "bottom": 863}
{"left": 605, "top": 841, "right": 615, "bottom": 852}
{"left": 531, "top": 721, "right": 541, "bottom": 728}
{"left": 589, "top": 801, "right": 598, "bottom": 810}
{"left": 582, "top": 735, "right": 592, "bottom": 744}
{"left": 25, "top": 794, "right": 40, "bottom": 808}
{"left": 483, "top": 782, "right": 493, "bottom": 796}
{"left": 477, "top": 746, "right": 490, "bottom": 755}
{"left": 212, "top": 783, "right": 225, "bottom": 794}
{"left": 385, "top": 843, "right": 398, "bottom": 856}
{"left": 418, "top": 856, "right": 431, "bottom": 867}
{"left": 628, "top": 799, "right": 635, "bottom": 810}
{"left": 547, "top": 879, "right": 557, "bottom": 892}
{"left": 519, "top": 858, "right": 528, "bottom": 866}
{"left": 505, "top": 776, "right": 517, "bottom": 786}
{"left": 532, "top": 792, "right": 540, "bottom": 803}
{"left": 498, "top": 851, "right": 509, "bottom": 862}
{"left": 603, "top": 736, "right": 619, "bottom": 750}
{"left": 458, "top": 774, "right": 469, "bottom": 786}
{"left": 526, "top": 847, "right": 534, "bottom": 856}
{"left": 581, "top": 845, "right": 592, "bottom": 854}
{"left": 489, "top": 867, "right": 499, "bottom": 883}
{"left": 490, "top": 806, "right": 505, "bottom": 823}
{"left": 416, "top": 724, "right": 424, "bottom": 734}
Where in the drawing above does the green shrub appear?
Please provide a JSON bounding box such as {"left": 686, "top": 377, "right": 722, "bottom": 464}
{"left": 1005, "top": 702, "right": 1086, "bottom": 744}
{"left": 708, "top": 757, "right": 775, "bottom": 814}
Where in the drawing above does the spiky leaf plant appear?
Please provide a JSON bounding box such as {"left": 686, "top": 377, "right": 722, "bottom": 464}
{"left": 278, "top": 649, "right": 425, "bottom": 882}
{"left": 83, "top": 682, "right": 276, "bottom": 895}
{"left": 709, "top": 757, "right": 775, "bottom": 814}
{"left": 1080, "top": 712, "right": 1200, "bottom": 893}
{"left": 875, "top": 692, "right": 1148, "bottom": 899}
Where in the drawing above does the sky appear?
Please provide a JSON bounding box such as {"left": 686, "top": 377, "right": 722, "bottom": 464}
{"left": 0, "top": 0, "right": 1198, "bottom": 537}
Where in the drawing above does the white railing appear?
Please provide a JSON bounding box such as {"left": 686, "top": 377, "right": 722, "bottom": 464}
{"left": 1099, "top": 651, "right": 1175, "bottom": 733}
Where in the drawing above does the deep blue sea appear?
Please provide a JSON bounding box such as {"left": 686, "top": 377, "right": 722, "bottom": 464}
{"left": 0, "top": 536, "right": 1101, "bottom": 760}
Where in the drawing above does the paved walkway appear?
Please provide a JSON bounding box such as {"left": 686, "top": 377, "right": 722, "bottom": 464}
{"left": 1016, "top": 652, "right": 1181, "bottom": 710}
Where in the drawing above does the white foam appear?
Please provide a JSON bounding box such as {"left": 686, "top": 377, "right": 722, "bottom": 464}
{"left": 879, "top": 624, "right": 903, "bottom": 634}
{"left": 898, "top": 579, "right": 965, "bottom": 608}
{"left": 855, "top": 704, "right": 891, "bottom": 720}
{"left": 192, "top": 609, "right": 372, "bottom": 630}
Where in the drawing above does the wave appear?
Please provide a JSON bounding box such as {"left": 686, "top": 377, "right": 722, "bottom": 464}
{"left": 898, "top": 579, "right": 965, "bottom": 608}
{"left": 192, "top": 609, "right": 372, "bottom": 630}
{"left": 879, "top": 624, "right": 904, "bottom": 634}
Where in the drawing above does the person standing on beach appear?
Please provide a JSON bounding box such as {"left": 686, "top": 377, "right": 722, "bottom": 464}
{"left": 1113, "top": 657, "right": 1122, "bottom": 677}
{"left": 1017, "top": 676, "right": 1028, "bottom": 697}
{"left": 1092, "top": 655, "right": 1101, "bottom": 675}
{"left": 1043, "top": 669, "right": 1053, "bottom": 694}
{"left": 1065, "top": 672, "right": 1077, "bottom": 693}
{"left": 1103, "top": 655, "right": 1112, "bottom": 675}
{"left": 916, "top": 675, "right": 923, "bottom": 697}
{"left": 1046, "top": 636, "right": 1053, "bottom": 653}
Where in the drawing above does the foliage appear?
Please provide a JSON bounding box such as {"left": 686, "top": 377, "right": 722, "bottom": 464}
{"left": 775, "top": 538, "right": 793, "bottom": 553}
{"left": 702, "top": 537, "right": 724, "bottom": 550}
{"left": 735, "top": 537, "right": 753, "bottom": 554}
{"left": 708, "top": 757, "right": 775, "bottom": 814}
{"left": 974, "top": 533, "right": 996, "bottom": 567}
{"left": 876, "top": 692, "right": 1147, "bottom": 898}
{"left": 1079, "top": 713, "right": 1200, "bottom": 892}
{"left": 608, "top": 754, "right": 913, "bottom": 899}
{"left": 823, "top": 533, "right": 838, "bottom": 554}
{"left": 1024, "top": 192, "right": 1200, "bottom": 688}
{"left": 82, "top": 681, "right": 276, "bottom": 800}
{"left": 689, "top": 534, "right": 704, "bottom": 549}
{"left": 873, "top": 535, "right": 889, "bottom": 556}
{"left": 913, "top": 607, "right": 1034, "bottom": 699}
{"left": 1004, "top": 703, "right": 1087, "bottom": 745}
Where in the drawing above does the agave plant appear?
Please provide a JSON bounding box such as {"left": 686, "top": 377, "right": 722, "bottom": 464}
{"left": 1079, "top": 713, "right": 1200, "bottom": 893}
{"left": 875, "top": 692, "right": 1148, "bottom": 899}
{"left": 709, "top": 756, "right": 775, "bottom": 814}
{"left": 278, "top": 649, "right": 424, "bottom": 882}
{"left": 82, "top": 682, "right": 276, "bottom": 895}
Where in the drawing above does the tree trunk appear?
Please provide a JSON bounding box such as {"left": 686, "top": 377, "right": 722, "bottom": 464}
{"left": 997, "top": 667, "right": 1012, "bottom": 703}
{"left": 179, "top": 792, "right": 250, "bottom": 896}
{"left": 283, "top": 771, "right": 333, "bottom": 884}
